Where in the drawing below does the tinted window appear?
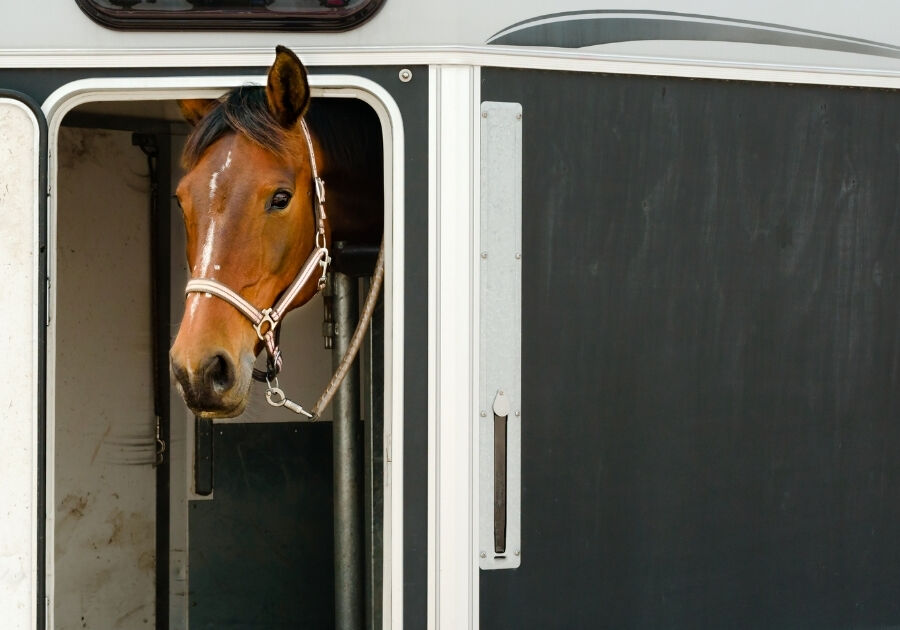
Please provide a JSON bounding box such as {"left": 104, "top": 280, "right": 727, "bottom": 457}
{"left": 76, "top": 0, "right": 384, "bottom": 30}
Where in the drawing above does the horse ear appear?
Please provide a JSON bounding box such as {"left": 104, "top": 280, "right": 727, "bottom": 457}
{"left": 266, "top": 45, "right": 310, "bottom": 129}
{"left": 178, "top": 99, "right": 217, "bottom": 126}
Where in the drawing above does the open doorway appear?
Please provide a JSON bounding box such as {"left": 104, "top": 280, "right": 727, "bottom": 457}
{"left": 49, "top": 85, "right": 393, "bottom": 629}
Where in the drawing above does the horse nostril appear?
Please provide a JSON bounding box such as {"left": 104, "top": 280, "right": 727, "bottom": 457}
{"left": 202, "top": 353, "right": 236, "bottom": 394}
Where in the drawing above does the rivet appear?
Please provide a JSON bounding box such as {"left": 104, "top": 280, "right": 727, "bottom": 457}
{"left": 480, "top": 551, "right": 486, "bottom": 558}
{"left": 480, "top": 410, "right": 486, "bottom": 417}
{"left": 515, "top": 410, "right": 520, "bottom": 417}
{"left": 398, "top": 68, "right": 413, "bottom": 83}
{"left": 482, "top": 112, "right": 488, "bottom": 118}
{"left": 515, "top": 252, "right": 522, "bottom": 260}
{"left": 481, "top": 251, "right": 488, "bottom": 259}
{"left": 514, "top": 549, "right": 521, "bottom": 556}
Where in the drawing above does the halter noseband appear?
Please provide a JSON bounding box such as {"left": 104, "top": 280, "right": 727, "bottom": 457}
{"left": 184, "top": 118, "right": 331, "bottom": 388}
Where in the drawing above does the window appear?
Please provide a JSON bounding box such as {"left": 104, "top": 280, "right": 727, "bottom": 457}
{"left": 75, "top": 0, "right": 385, "bottom": 31}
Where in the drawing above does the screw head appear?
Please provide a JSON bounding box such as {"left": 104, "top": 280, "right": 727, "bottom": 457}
{"left": 516, "top": 113, "right": 522, "bottom": 120}
{"left": 481, "top": 251, "right": 488, "bottom": 259}
{"left": 515, "top": 252, "right": 522, "bottom": 260}
{"left": 482, "top": 112, "right": 488, "bottom": 118}
{"left": 515, "top": 410, "right": 521, "bottom": 417}
{"left": 514, "top": 549, "right": 521, "bottom": 556}
{"left": 399, "top": 68, "right": 413, "bottom": 82}
{"left": 480, "top": 410, "right": 486, "bottom": 417}
{"left": 480, "top": 552, "right": 486, "bottom": 558}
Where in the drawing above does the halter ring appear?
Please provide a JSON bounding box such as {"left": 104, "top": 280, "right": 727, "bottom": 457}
{"left": 253, "top": 308, "right": 278, "bottom": 341}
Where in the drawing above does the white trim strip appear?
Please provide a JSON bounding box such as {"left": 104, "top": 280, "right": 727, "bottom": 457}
{"left": 430, "top": 64, "right": 477, "bottom": 630}
{"left": 10, "top": 46, "right": 900, "bottom": 88}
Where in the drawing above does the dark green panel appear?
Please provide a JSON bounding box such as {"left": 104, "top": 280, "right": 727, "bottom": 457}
{"left": 189, "top": 423, "right": 335, "bottom": 629}
{"left": 481, "top": 68, "right": 900, "bottom": 629}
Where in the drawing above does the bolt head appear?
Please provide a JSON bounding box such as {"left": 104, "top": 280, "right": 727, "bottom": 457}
{"left": 398, "top": 68, "right": 413, "bottom": 82}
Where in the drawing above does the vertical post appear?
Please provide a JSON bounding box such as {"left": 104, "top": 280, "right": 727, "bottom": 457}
{"left": 332, "top": 270, "right": 363, "bottom": 630}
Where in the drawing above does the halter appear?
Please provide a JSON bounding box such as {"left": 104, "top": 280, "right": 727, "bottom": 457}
{"left": 184, "top": 119, "right": 331, "bottom": 416}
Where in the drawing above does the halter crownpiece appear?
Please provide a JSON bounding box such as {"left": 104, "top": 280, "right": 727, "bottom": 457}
{"left": 184, "top": 119, "right": 330, "bottom": 417}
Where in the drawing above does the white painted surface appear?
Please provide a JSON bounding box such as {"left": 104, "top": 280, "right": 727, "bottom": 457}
{"left": 6, "top": 0, "right": 900, "bottom": 75}
{"left": 0, "top": 98, "right": 40, "bottom": 630}
{"left": 54, "top": 126, "right": 156, "bottom": 629}
{"left": 428, "top": 65, "right": 479, "bottom": 630}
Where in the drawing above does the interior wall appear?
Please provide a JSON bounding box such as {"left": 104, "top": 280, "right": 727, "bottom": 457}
{"left": 55, "top": 126, "right": 157, "bottom": 629}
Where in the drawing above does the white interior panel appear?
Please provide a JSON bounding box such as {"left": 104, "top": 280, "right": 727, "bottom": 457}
{"left": 54, "top": 126, "right": 156, "bottom": 629}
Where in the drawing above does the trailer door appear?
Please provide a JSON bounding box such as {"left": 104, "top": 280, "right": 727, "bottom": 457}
{"left": 0, "top": 91, "right": 47, "bottom": 630}
{"left": 479, "top": 69, "right": 900, "bottom": 629}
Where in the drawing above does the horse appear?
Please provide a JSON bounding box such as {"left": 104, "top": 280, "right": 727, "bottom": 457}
{"left": 169, "top": 45, "right": 383, "bottom": 418}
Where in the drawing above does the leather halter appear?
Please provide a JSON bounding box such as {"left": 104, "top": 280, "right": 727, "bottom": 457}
{"left": 184, "top": 119, "right": 331, "bottom": 381}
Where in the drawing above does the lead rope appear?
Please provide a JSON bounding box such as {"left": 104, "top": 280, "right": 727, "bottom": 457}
{"left": 312, "top": 239, "right": 384, "bottom": 418}
{"left": 260, "top": 120, "right": 383, "bottom": 419}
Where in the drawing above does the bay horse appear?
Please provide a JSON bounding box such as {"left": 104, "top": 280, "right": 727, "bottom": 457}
{"left": 170, "top": 46, "right": 382, "bottom": 418}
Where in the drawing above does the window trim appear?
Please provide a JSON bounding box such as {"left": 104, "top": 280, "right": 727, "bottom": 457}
{"left": 74, "top": 0, "right": 385, "bottom": 31}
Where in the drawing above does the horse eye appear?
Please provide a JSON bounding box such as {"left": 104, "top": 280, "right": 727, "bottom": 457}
{"left": 269, "top": 190, "right": 293, "bottom": 211}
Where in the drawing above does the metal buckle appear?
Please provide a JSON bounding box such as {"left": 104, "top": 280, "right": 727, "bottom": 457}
{"left": 317, "top": 250, "right": 331, "bottom": 291}
{"left": 314, "top": 176, "right": 326, "bottom": 205}
{"left": 253, "top": 308, "right": 278, "bottom": 341}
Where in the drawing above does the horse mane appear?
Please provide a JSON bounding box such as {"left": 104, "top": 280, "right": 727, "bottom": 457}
{"left": 182, "top": 86, "right": 291, "bottom": 170}
{"left": 181, "top": 85, "right": 383, "bottom": 180}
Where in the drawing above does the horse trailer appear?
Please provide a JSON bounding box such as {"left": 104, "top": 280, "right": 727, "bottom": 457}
{"left": 3, "top": 2, "right": 900, "bottom": 629}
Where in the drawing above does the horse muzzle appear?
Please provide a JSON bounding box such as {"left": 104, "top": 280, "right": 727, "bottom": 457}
{"left": 169, "top": 347, "right": 252, "bottom": 418}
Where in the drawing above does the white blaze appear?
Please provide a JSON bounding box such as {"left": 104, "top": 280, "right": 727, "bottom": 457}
{"left": 188, "top": 150, "right": 234, "bottom": 322}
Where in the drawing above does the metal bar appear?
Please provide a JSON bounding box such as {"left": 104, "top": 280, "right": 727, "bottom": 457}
{"left": 332, "top": 270, "right": 363, "bottom": 630}
{"left": 153, "top": 132, "right": 172, "bottom": 630}
{"left": 361, "top": 276, "right": 375, "bottom": 630}
{"left": 362, "top": 283, "right": 384, "bottom": 630}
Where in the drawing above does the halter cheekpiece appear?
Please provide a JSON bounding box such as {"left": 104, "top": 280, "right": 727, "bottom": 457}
{"left": 184, "top": 119, "right": 330, "bottom": 418}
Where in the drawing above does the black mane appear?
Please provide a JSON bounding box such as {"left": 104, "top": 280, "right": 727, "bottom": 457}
{"left": 182, "top": 85, "right": 382, "bottom": 181}
{"left": 182, "top": 85, "right": 291, "bottom": 170}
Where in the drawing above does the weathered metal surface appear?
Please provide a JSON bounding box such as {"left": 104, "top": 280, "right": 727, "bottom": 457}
{"left": 479, "top": 101, "right": 523, "bottom": 571}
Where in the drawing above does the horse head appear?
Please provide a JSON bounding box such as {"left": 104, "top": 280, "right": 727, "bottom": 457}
{"left": 170, "top": 46, "right": 326, "bottom": 418}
